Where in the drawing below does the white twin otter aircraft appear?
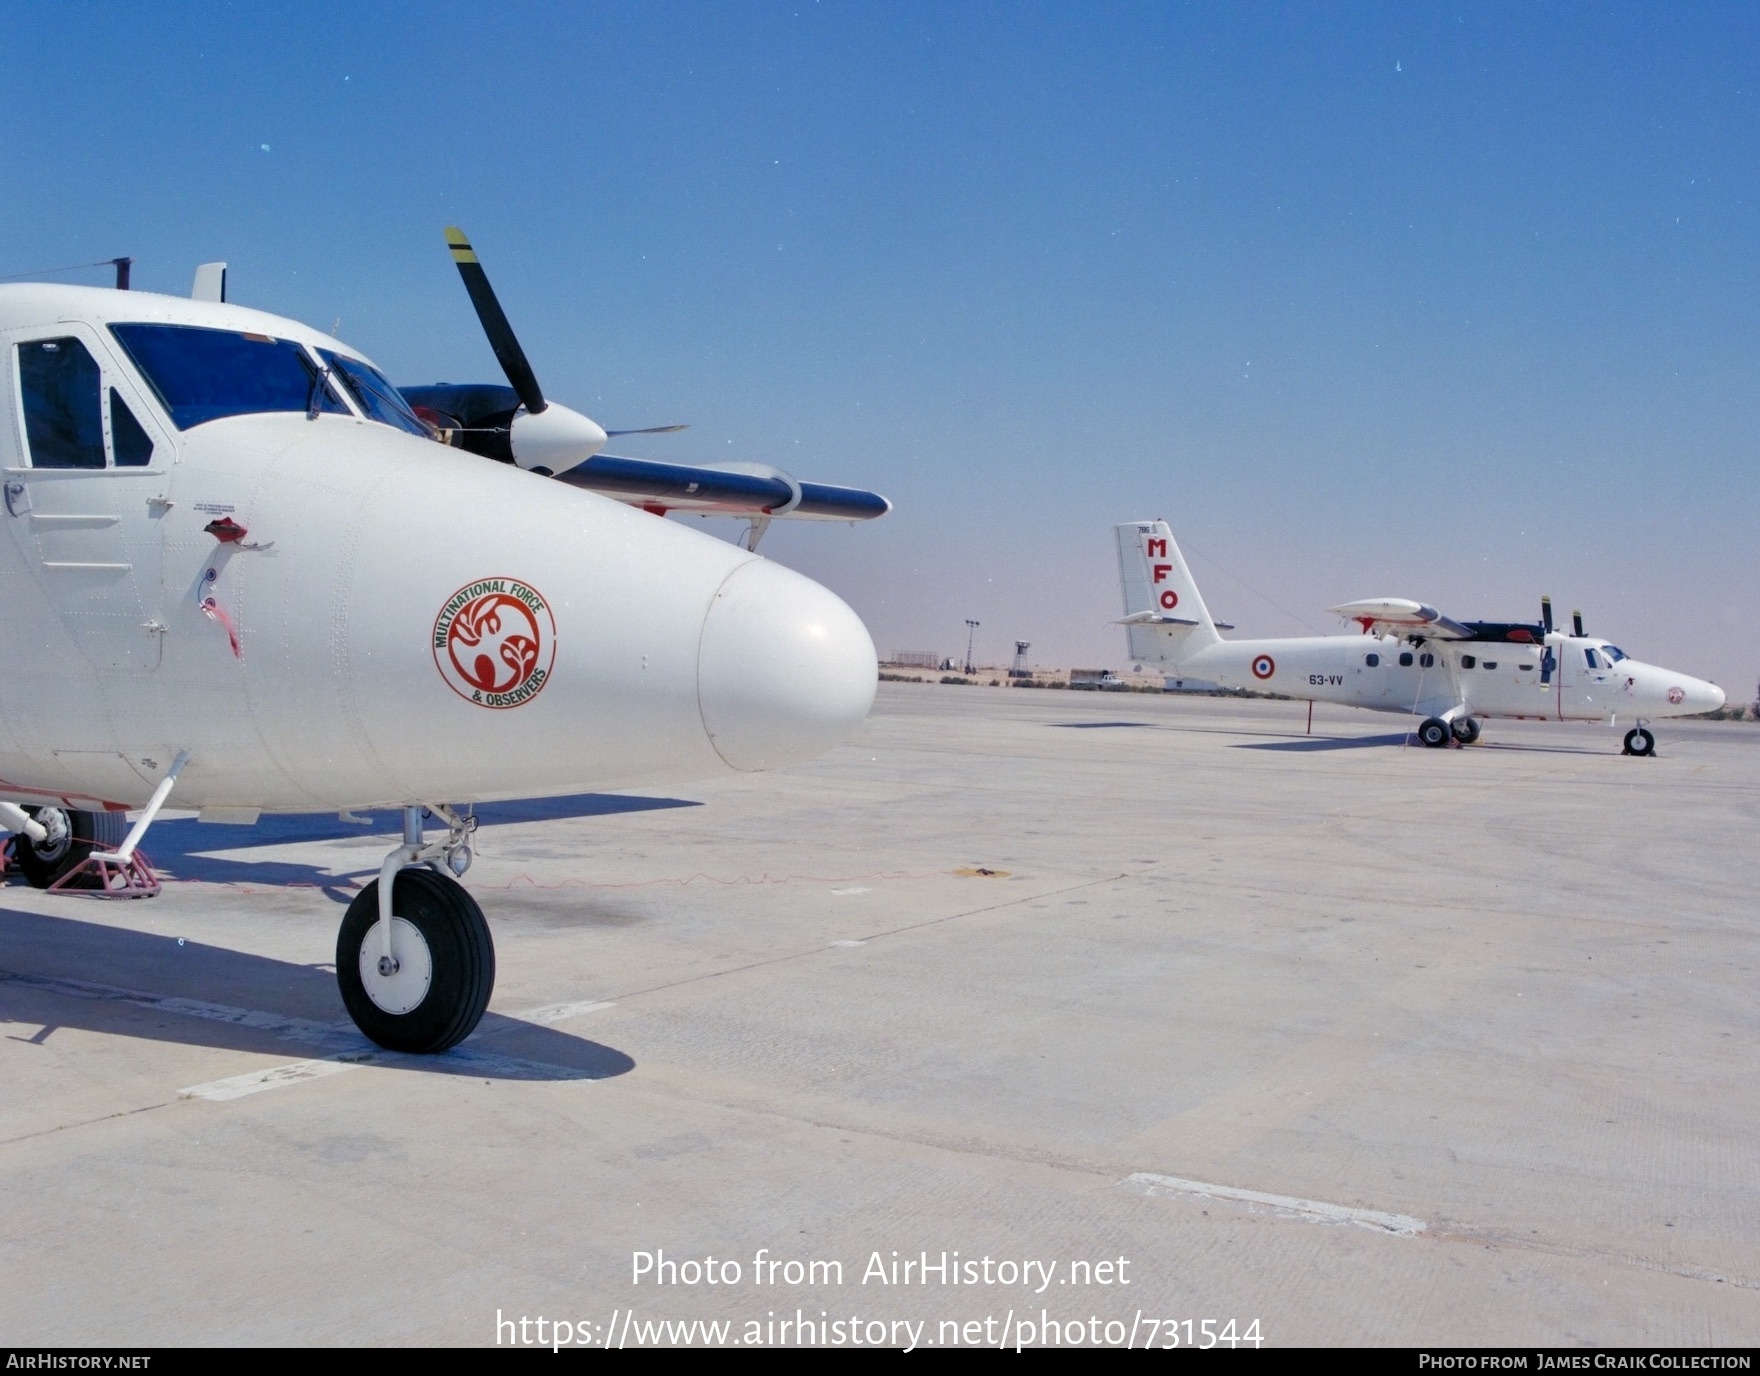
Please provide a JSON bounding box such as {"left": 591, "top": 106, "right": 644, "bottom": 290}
{"left": 0, "top": 231, "right": 886, "bottom": 1053}
{"left": 1116, "top": 520, "right": 1724, "bottom": 754}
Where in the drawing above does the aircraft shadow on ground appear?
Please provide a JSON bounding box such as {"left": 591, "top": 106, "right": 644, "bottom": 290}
{"left": 1050, "top": 721, "right": 1159, "bottom": 729}
{"left": 1237, "top": 732, "right": 1415, "bottom": 751}
{"left": 0, "top": 908, "right": 635, "bottom": 1082}
{"left": 112, "top": 793, "right": 701, "bottom": 897}
{"left": 1239, "top": 733, "right": 1615, "bottom": 756}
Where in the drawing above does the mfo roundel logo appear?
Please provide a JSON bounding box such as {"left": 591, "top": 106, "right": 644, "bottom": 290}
{"left": 1251, "top": 654, "right": 1276, "bottom": 680}
{"left": 1667, "top": 686, "right": 1685, "bottom": 705}
{"left": 434, "top": 577, "right": 556, "bottom": 709}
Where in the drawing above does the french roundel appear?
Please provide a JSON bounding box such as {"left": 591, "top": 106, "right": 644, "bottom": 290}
{"left": 1159, "top": 589, "right": 1179, "bottom": 610}
{"left": 1251, "top": 654, "right": 1275, "bottom": 680}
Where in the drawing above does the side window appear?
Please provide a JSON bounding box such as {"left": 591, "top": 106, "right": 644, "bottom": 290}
{"left": 1419, "top": 652, "right": 1434, "bottom": 668}
{"left": 18, "top": 338, "right": 105, "bottom": 468}
{"left": 1398, "top": 651, "right": 1413, "bottom": 667}
{"left": 1461, "top": 655, "right": 1477, "bottom": 669}
{"left": 1483, "top": 661, "right": 1498, "bottom": 670}
{"left": 1584, "top": 648, "right": 1602, "bottom": 669}
{"left": 109, "top": 389, "right": 155, "bottom": 466}
{"left": 1365, "top": 653, "right": 1380, "bottom": 667}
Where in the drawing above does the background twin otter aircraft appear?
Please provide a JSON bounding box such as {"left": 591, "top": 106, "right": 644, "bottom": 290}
{"left": 1116, "top": 520, "right": 1724, "bottom": 754}
{"left": 0, "top": 230, "right": 886, "bottom": 1053}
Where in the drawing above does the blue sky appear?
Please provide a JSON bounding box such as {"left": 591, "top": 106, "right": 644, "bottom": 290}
{"left": 3, "top": 3, "right": 1755, "bottom": 692}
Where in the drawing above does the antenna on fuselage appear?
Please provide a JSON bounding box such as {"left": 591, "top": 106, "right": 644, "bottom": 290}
{"left": 192, "top": 263, "right": 228, "bottom": 303}
{"left": 112, "top": 257, "right": 133, "bottom": 290}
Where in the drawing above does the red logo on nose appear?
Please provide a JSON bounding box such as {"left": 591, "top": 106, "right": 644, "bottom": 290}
{"left": 434, "top": 578, "right": 556, "bottom": 709}
{"left": 1667, "top": 686, "right": 1685, "bottom": 705}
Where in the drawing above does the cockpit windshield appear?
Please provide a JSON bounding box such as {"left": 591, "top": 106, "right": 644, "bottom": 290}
{"left": 319, "top": 350, "right": 431, "bottom": 437}
{"left": 1601, "top": 644, "right": 1627, "bottom": 663}
{"left": 109, "top": 323, "right": 347, "bottom": 429}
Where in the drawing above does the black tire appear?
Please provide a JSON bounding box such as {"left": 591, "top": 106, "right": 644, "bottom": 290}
{"left": 1623, "top": 727, "right": 1655, "bottom": 757}
{"left": 13, "top": 807, "right": 129, "bottom": 888}
{"left": 1451, "top": 717, "right": 1481, "bottom": 745}
{"left": 336, "top": 867, "right": 494, "bottom": 1053}
{"left": 1417, "top": 717, "right": 1451, "bottom": 749}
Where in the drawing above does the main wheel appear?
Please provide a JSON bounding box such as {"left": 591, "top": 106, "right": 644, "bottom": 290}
{"left": 1417, "top": 717, "right": 1451, "bottom": 748}
{"left": 1623, "top": 726, "right": 1655, "bottom": 757}
{"left": 13, "top": 807, "right": 128, "bottom": 888}
{"left": 337, "top": 867, "right": 495, "bottom": 1053}
{"left": 1451, "top": 717, "right": 1481, "bottom": 745}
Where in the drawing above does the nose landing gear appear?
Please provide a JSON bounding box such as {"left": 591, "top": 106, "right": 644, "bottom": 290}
{"left": 1450, "top": 717, "right": 1481, "bottom": 745}
{"left": 1622, "top": 725, "right": 1656, "bottom": 757}
{"left": 335, "top": 805, "right": 493, "bottom": 1053}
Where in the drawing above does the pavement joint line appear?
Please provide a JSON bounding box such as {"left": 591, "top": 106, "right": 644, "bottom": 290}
{"left": 605, "top": 869, "right": 1150, "bottom": 1005}
{"left": 1121, "top": 1170, "right": 1427, "bottom": 1236}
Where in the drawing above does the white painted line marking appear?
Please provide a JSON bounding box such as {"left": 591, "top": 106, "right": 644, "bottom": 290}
{"left": 831, "top": 887, "right": 871, "bottom": 896}
{"left": 180, "top": 1055, "right": 373, "bottom": 1101}
{"left": 1122, "top": 1171, "right": 1426, "bottom": 1236}
{"left": 517, "top": 999, "right": 615, "bottom": 1026}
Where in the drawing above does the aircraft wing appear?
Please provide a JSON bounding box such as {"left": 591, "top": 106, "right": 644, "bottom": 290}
{"left": 552, "top": 455, "right": 890, "bottom": 522}
{"left": 1328, "top": 598, "right": 1474, "bottom": 639}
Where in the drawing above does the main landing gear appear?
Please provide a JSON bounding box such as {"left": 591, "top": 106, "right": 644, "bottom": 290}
{"left": 1416, "top": 716, "right": 1480, "bottom": 748}
{"left": 335, "top": 805, "right": 493, "bottom": 1053}
{"left": 1622, "top": 725, "right": 1656, "bottom": 757}
{"left": 10, "top": 805, "right": 128, "bottom": 888}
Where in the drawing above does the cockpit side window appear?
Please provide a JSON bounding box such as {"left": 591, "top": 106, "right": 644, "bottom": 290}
{"left": 17, "top": 337, "right": 106, "bottom": 468}
{"left": 1601, "top": 644, "right": 1627, "bottom": 663}
{"left": 109, "top": 389, "right": 155, "bottom": 466}
{"left": 320, "top": 350, "right": 431, "bottom": 437}
{"left": 1584, "top": 647, "right": 1603, "bottom": 669}
{"left": 109, "top": 323, "right": 347, "bottom": 429}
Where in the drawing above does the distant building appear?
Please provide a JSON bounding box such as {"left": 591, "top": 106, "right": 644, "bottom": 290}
{"left": 886, "top": 651, "right": 941, "bottom": 669}
{"left": 1163, "top": 676, "right": 1222, "bottom": 693}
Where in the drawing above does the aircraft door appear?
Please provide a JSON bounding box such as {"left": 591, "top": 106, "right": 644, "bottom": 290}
{"left": 1558, "top": 641, "right": 1612, "bottom": 720}
{"left": 3, "top": 325, "right": 172, "bottom": 676}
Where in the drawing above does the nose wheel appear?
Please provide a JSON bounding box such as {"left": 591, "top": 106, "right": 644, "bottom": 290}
{"left": 337, "top": 867, "right": 494, "bottom": 1052}
{"left": 1622, "top": 726, "right": 1656, "bottom": 757}
{"left": 1450, "top": 717, "right": 1481, "bottom": 745}
{"left": 336, "top": 805, "right": 493, "bottom": 1052}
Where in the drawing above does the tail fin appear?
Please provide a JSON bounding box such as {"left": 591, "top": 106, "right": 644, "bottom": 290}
{"left": 1114, "top": 520, "right": 1222, "bottom": 664}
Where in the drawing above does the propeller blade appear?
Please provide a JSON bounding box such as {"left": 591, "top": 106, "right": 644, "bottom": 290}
{"left": 444, "top": 227, "right": 546, "bottom": 416}
{"left": 1572, "top": 609, "right": 1585, "bottom": 638}
{"left": 1541, "top": 596, "right": 1553, "bottom": 634}
{"left": 605, "top": 424, "right": 689, "bottom": 437}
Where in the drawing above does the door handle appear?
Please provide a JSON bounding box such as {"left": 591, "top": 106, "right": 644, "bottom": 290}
{"left": 4, "top": 481, "right": 28, "bottom": 517}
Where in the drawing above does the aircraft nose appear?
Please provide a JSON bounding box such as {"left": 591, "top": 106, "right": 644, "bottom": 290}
{"left": 697, "top": 559, "right": 877, "bottom": 771}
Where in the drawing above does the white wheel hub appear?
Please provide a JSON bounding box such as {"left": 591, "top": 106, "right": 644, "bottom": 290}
{"left": 358, "top": 916, "right": 433, "bottom": 1015}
